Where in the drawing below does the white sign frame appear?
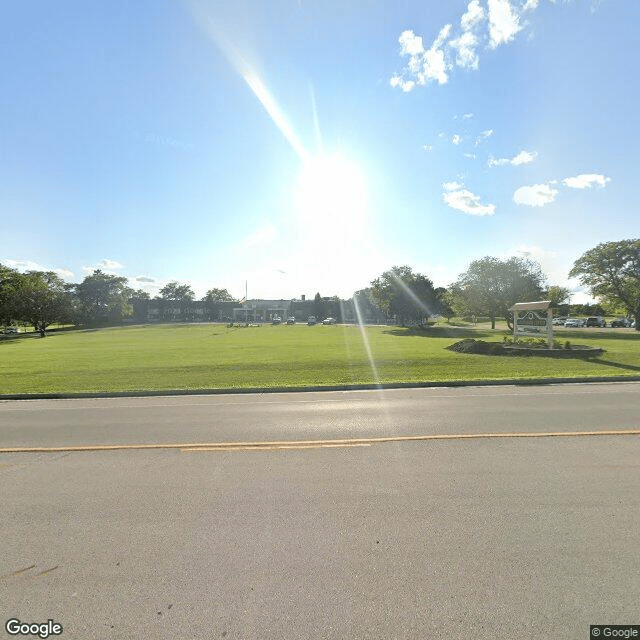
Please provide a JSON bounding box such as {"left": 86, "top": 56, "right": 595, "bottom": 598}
{"left": 511, "top": 301, "right": 554, "bottom": 349}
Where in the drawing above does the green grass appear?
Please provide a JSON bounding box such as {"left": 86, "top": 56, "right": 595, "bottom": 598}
{"left": 1, "top": 323, "right": 639, "bottom": 394}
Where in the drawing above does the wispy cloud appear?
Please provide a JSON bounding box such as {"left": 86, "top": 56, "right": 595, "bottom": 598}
{"left": 2, "top": 259, "right": 74, "bottom": 279}
{"left": 513, "top": 183, "right": 558, "bottom": 207}
{"left": 488, "top": 149, "right": 537, "bottom": 166}
{"left": 475, "top": 129, "right": 494, "bottom": 145}
{"left": 452, "top": 134, "right": 463, "bottom": 145}
{"left": 391, "top": 0, "right": 537, "bottom": 91}
{"left": 242, "top": 224, "right": 278, "bottom": 250}
{"left": 99, "top": 259, "right": 124, "bottom": 270}
{"left": 442, "top": 181, "right": 496, "bottom": 216}
{"left": 562, "top": 173, "right": 611, "bottom": 189}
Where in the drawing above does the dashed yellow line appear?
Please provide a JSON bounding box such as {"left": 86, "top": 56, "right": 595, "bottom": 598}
{"left": 1, "top": 429, "right": 639, "bottom": 454}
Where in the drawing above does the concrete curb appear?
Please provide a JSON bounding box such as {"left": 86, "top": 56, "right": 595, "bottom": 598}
{"left": 1, "top": 375, "right": 640, "bottom": 401}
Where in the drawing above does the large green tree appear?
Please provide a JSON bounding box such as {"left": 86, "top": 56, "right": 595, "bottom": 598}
{"left": 202, "top": 288, "right": 236, "bottom": 321}
{"left": 74, "top": 269, "right": 133, "bottom": 324}
{"left": 370, "top": 266, "right": 439, "bottom": 326}
{"left": 11, "top": 271, "right": 75, "bottom": 336}
{"left": 449, "top": 257, "right": 546, "bottom": 329}
{"left": 159, "top": 281, "right": 195, "bottom": 321}
{"left": 0, "top": 263, "right": 23, "bottom": 325}
{"left": 569, "top": 239, "right": 640, "bottom": 330}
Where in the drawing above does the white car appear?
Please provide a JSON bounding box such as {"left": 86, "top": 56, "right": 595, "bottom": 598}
{"left": 564, "top": 318, "right": 585, "bottom": 328}
{"left": 3, "top": 327, "right": 20, "bottom": 334}
{"left": 322, "top": 317, "right": 337, "bottom": 325}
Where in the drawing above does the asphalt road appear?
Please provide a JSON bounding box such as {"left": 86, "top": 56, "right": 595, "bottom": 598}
{"left": 1, "top": 383, "right": 639, "bottom": 639}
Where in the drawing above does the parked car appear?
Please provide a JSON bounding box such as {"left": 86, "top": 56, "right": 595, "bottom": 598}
{"left": 552, "top": 317, "right": 566, "bottom": 326}
{"left": 586, "top": 316, "right": 606, "bottom": 327}
{"left": 307, "top": 316, "right": 317, "bottom": 325}
{"left": 3, "top": 326, "right": 20, "bottom": 334}
{"left": 286, "top": 316, "right": 296, "bottom": 325}
{"left": 564, "top": 318, "right": 585, "bottom": 328}
{"left": 611, "top": 317, "right": 632, "bottom": 328}
{"left": 271, "top": 315, "right": 282, "bottom": 324}
{"left": 322, "top": 317, "right": 337, "bottom": 325}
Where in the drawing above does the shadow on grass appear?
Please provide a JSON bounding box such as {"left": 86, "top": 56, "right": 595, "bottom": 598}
{"left": 382, "top": 326, "right": 505, "bottom": 340}
{"left": 588, "top": 358, "right": 640, "bottom": 372}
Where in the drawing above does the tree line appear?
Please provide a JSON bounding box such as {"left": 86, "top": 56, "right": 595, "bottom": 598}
{"left": 2, "top": 239, "right": 639, "bottom": 335}
{"left": 0, "top": 268, "right": 235, "bottom": 336}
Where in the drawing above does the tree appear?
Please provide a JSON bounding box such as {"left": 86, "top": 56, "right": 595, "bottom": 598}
{"left": 545, "top": 285, "right": 571, "bottom": 307}
{"left": 434, "top": 287, "right": 454, "bottom": 322}
{"left": 202, "top": 288, "right": 236, "bottom": 321}
{"left": 569, "top": 240, "right": 640, "bottom": 330}
{"left": 544, "top": 285, "right": 571, "bottom": 316}
{"left": 449, "top": 257, "right": 546, "bottom": 329}
{"left": 350, "top": 288, "right": 385, "bottom": 324}
{"left": 203, "top": 288, "right": 235, "bottom": 303}
{"left": 74, "top": 270, "right": 133, "bottom": 324}
{"left": 0, "top": 263, "right": 23, "bottom": 325}
{"left": 159, "top": 281, "right": 195, "bottom": 321}
{"left": 11, "top": 271, "right": 74, "bottom": 336}
{"left": 370, "top": 266, "right": 439, "bottom": 326}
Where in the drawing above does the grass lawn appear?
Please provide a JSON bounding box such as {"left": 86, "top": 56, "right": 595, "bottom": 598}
{"left": 0, "top": 323, "right": 639, "bottom": 395}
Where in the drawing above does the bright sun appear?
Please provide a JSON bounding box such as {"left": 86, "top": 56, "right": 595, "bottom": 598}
{"left": 294, "top": 153, "right": 368, "bottom": 241}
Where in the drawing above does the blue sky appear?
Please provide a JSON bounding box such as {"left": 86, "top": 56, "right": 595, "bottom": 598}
{"left": 1, "top": 0, "right": 637, "bottom": 302}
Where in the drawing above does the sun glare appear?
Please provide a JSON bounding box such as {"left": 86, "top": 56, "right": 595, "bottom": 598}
{"left": 294, "top": 153, "right": 368, "bottom": 240}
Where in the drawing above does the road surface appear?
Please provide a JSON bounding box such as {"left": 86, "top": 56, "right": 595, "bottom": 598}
{"left": 1, "top": 383, "right": 639, "bottom": 639}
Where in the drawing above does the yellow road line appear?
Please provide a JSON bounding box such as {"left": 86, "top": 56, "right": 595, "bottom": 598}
{"left": 1, "top": 429, "right": 640, "bottom": 454}
{"left": 0, "top": 565, "right": 36, "bottom": 579}
{"left": 180, "top": 442, "right": 373, "bottom": 452}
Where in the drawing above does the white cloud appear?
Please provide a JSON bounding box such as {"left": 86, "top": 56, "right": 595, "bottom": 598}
{"left": 389, "top": 75, "right": 415, "bottom": 92}
{"left": 475, "top": 129, "right": 494, "bottom": 145}
{"left": 511, "top": 150, "right": 537, "bottom": 165}
{"left": 562, "top": 173, "right": 611, "bottom": 189}
{"left": 464, "top": 153, "right": 477, "bottom": 159}
{"left": 99, "top": 258, "right": 124, "bottom": 270}
{"left": 513, "top": 183, "right": 558, "bottom": 207}
{"left": 3, "top": 259, "right": 74, "bottom": 279}
{"left": 391, "top": 0, "right": 539, "bottom": 90}
{"left": 451, "top": 134, "right": 463, "bottom": 145}
{"left": 443, "top": 182, "right": 496, "bottom": 216}
{"left": 433, "top": 23, "right": 453, "bottom": 49}
{"left": 488, "top": 149, "right": 537, "bottom": 166}
{"left": 135, "top": 275, "right": 156, "bottom": 283}
{"left": 488, "top": 0, "right": 522, "bottom": 48}
{"left": 449, "top": 30, "right": 480, "bottom": 70}
{"left": 391, "top": 28, "right": 450, "bottom": 90}
{"left": 398, "top": 30, "right": 425, "bottom": 57}
{"left": 462, "top": 112, "right": 474, "bottom": 119}
{"left": 422, "top": 24, "right": 452, "bottom": 85}
{"left": 422, "top": 144, "right": 434, "bottom": 152}
{"left": 461, "top": 0, "right": 485, "bottom": 31}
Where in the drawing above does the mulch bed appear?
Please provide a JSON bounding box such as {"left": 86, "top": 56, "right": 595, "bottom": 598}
{"left": 447, "top": 339, "right": 604, "bottom": 358}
